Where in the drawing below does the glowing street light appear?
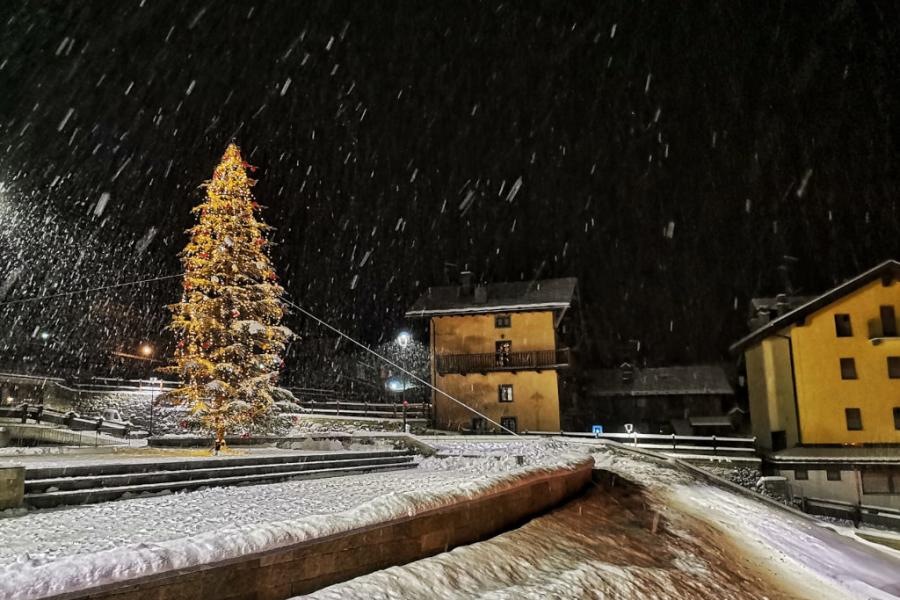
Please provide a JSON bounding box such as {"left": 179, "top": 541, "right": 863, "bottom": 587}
{"left": 396, "top": 331, "right": 411, "bottom": 348}
{"left": 140, "top": 343, "right": 153, "bottom": 357}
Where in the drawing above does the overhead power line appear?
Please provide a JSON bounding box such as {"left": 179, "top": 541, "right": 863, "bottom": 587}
{"left": 0, "top": 271, "right": 518, "bottom": 436}
{"left": 281, "top": 296, "right": 519, "bottom": 437}
{"left": 0, "top": 273, "right": 184, "bottom": 307}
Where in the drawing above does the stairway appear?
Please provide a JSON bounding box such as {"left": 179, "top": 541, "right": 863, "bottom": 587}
{"left": 23, "top": 450, "right": 417, "bottom": 508}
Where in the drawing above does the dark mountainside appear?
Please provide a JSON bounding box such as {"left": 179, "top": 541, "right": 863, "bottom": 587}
{"left": 0, "top": 2, "right": 898, "bottom": 378}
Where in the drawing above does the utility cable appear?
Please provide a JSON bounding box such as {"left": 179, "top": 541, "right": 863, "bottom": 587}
{"left": 0, "top": 273, "right": 184, "bottom": 307}
{"left": 281, "top": 296, "right": 520, "bottom": 437}
{"left": 0, "top": 271, "right": 520, "bottom": 436}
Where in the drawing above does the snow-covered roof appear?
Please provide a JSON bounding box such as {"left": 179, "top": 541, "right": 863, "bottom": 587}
{"left": 405, "top": 277, "right": 577, "bottom": 317}
{"left": 730, "top": 259, "right": 900, "bottom": 355}
{"left": 585, "top": 365, "right": 734, "bottom": 397}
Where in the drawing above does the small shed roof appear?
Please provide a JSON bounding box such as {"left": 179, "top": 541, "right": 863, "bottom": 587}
{"left": 585, "top": 365, "right": 734, "bottom": 397}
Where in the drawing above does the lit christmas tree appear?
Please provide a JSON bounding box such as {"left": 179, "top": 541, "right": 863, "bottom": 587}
{"left": 163, "top": 143, "right": 293, "bottom": 449}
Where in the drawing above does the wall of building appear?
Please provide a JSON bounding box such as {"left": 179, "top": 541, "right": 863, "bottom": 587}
{"left": 777, "top": 466, "right": 900, "bottom": 510}
{"left": 430, "top": 312, "right": 561, "bottom": 432}
{"left": 432, "top": 311, "right": 557, "bottom": 355}
{"left": 744, "top": 338, "right": 799, "bottom": 450}
{"left": 790, "top": 279, "right": 900, "bottom": 444}
{"left": 434, "top": 371, "right": 560, "bottom": 432}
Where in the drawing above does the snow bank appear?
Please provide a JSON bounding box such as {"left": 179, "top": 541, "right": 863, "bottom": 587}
{"left": 0, "top": 442, "right": 589, "bottom": 600}
{"left": 671, "top": 483, "right": 900, "bottom": 600}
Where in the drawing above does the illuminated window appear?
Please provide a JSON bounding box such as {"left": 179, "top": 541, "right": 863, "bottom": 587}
{"left": 498, "top": 384, "right": 514, "bottom": 403}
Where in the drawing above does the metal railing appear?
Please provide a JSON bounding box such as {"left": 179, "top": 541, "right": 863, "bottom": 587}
{"left": 293, "top": 400, "right": 430, "bottom": 420}
{"left": 527, "top": 430, "right": 757, "bottom": 457}
{"left": 435, "top": 348, "right": 570, "bottom": 375}
{"left": 798, "top": 495, "right": 900, "bottom": 529}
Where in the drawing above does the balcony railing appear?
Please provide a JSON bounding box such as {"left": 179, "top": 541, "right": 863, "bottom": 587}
{"left": 435, "top": 348, "right": 570, "bottom": 375}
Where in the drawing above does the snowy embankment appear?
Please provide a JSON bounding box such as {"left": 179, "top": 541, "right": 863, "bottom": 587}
{"left": 305, "top": 444, "right": 900, "bottom": 600}
{"left": 599, "top": 446, "right": 900, "bottom": 600}
{"left": 0, "top": 439, "right": 585, "bottom": 600}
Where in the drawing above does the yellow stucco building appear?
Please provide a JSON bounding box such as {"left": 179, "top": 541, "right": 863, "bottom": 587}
{"left": 732, "top": 260, "right": 900, "bottom": 449}
{"left": 406, "top": 275, "right": 576, "bottom": 433}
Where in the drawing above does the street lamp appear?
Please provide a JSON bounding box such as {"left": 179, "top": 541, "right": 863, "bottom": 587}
{"left": 395, "top": 331, "right": 412, "bottom": 430}
{"left": 396, "top": 331, "right": 411, "bottom": 348}
{"left": 140, "top": 344, "right": 155, "bottom": 437}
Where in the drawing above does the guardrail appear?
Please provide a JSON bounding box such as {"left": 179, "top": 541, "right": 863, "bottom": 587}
{"left": 0, "top": 405, "right": 144, "bottom": 439}
{"left": 798, "top": 495, "right": 900, "bottom": 529}
{"left": 295, "top": 400, "right": 430, "bottom": 420}
{"left": 527, "top": 430, "right": 757, "bottom": 457}
{"left": 0, "top": 423, "right": 132, "bottom": 447}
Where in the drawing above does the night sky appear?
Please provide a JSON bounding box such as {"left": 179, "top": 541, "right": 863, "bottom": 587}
{"left": 1, "top": 2, "right": 898, "bottom": 378}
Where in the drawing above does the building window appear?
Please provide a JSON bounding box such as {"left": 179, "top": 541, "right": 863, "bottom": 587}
{"left": 845, "top": 408, "right": 862, "bottom": 431}
{"left": 894, "top": 407, "right": 900, "bottom": 430}
{"left": 471, "top": 417, "right": 485, "bottom": 434}
{"left": 861, "top": 469, "right": 894, "bottom": 494}
{"left": 889, "top": 357, "right": 900, "bottom": 379}
{"left": 834, "top": 314, "right": 853, "bottom": 337}
{"left": 495, "top": 340, "right": 512, "bottom": 367}
{"left": 826, "top": 469, "right": 842, "bottom": 481}
{"left": 839, "top": 358, "right": 857, "bottom": 380}
{"left": 882, "top": 306, "right": 898, "bottom": 337}
{"left": 498, "top": 384, "right": 514, "bottom": 403}
{"left": 495, "top": 314, "right": 511, "bottom": 328}
{"left": 794, "top": 469, "right": 809, "bottom": 481}
{"left": 500, "top": 416, "right": 517, "bottom": 434}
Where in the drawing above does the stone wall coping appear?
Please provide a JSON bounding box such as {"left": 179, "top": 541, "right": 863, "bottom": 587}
{"left": 42, "top": 456, "right": 593, "bottom": 600}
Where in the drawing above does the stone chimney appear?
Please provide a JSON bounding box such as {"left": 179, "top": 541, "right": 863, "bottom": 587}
{"left": 459, "top": 271, "right": 475, "bottom": 297}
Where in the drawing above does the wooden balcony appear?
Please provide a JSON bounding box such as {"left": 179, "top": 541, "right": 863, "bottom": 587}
{"left": 435, "top": 348, "right": 571, "bottom": 376}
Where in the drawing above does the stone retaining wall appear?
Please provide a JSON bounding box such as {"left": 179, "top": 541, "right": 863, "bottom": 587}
{"left": 0, "top": 466, "right": 24, "bottom": 509}
{"left": 48, "top": 458, "right": 593, "bottom": 600}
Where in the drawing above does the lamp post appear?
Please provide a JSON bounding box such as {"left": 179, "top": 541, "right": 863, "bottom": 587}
{"left": 140, "top": 344, "right": 155, "bottom": 436}
{"left": 395, "top": 331, "right": 411, "bottom": 431}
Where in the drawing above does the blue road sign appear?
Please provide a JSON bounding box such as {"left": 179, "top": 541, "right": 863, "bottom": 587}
{"left": 592, "top": 425, "right": 603, "bottom": 437}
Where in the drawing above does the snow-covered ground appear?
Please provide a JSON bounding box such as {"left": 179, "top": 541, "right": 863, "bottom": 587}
{"left": 0, "top": 439, "right": 581, "bottom": 599}
{"left": 306, "top": 443, "right": 900, "bottom": 600}
{"left": 3, "top": 439, "right": 899, "bottom": 599}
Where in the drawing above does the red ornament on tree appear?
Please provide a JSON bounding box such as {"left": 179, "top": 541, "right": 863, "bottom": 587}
{"left": 230, "top": 309, "right": 240, "bottom": 318}
{"left": 179, "top": 419, "right": 189, "bottom": 429}
{"left": 201, "top": 340, "right": 211, "bottom": 350}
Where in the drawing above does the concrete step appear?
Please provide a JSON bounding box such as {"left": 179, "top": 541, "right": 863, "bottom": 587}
{"left": 24, "top": 449, "right": 412, "bottom": 480}
{"left": 24, "top": 461, "right": 418, "bottom": 509}
{"left": 25, "top": 455, "right": 415, "bottom": 493}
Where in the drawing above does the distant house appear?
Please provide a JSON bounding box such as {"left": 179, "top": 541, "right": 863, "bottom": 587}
{"left": 580, "top": 365, "right": 736, "bottom": 435}
{"left": 731, "top": 259, "right": 900, "bottom": 450}
{"left": 406, "top": 273, "right": 577, "bottom": 433}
